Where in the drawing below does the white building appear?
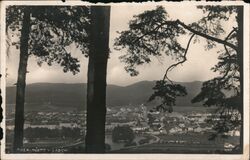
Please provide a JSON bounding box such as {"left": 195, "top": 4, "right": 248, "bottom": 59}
{"left": 59, "top": 122, "right": 78, "bottom": 128}
{"left": 225, "top": 130, "right": 240, "bottom": 136}
{"left": 169, "top": 127, "right": 182, "bottom": 134}
{"left": 28, "top": 124, "right": 59, "bottom": 129}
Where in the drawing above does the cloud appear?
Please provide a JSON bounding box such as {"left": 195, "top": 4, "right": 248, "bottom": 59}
{"left": 6, "top": 4, "right": 229, "bottom": 86}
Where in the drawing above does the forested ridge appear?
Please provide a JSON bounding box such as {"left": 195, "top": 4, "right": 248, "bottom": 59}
{"left": 6, "top": 81, "right": 204, "bottom": 110}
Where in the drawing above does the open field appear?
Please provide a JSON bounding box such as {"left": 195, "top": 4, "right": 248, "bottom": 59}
{"left": 112, "top": 143, "right": 225, "bottom": 153}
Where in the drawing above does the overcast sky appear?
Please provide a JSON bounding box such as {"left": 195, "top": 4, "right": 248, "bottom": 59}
{"left": 6, "top": 4, "right": 236, "bottom": 86}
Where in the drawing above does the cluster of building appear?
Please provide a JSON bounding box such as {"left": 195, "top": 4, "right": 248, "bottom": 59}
{"left": 105, "top": 105, "right": 240, "bottom": 137}
{"left": 6, "top": 104, "right": 240, "bottom": 138}
{"left": 6, "top": 111, "right": 86, "bottom": 131}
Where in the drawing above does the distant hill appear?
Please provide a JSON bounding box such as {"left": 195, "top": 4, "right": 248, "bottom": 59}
{"left": 6, "top": 81, "right": 203, "bottom": 111}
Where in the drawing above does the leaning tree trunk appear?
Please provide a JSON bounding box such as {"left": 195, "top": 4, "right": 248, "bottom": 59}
{"left": 236, "top": 6, "right": 243, "bottom": 153}
{"left": 13, "top": 8, "right": 31, "bottom": 152}
{"left": 85, "top": 6, "right": 110, "bottom": 153}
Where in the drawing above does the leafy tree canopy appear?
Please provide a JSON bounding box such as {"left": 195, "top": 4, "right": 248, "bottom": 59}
{"left": 6, "top": 6, "right": 90, "bottom": 74}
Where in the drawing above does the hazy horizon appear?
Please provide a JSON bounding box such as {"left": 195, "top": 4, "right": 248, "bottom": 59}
{"left": 6, "top": 79, "right": 204, "bottom": 87}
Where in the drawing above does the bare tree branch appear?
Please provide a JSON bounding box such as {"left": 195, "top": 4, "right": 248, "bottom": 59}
{"left": 163, "top": 33, "right": 196, "bottom": 84}
{"left": 225, "top": 27, "right": 237, "bottom": 41}
{"left": 175, "top": 19, "right": 238, "bottom": 51}
{"left": 160, "top": 21, "right": 237, "bottom": 84}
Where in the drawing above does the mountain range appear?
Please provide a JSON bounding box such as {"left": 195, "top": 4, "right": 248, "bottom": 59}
{"left": 6, "top": 81, "right": 204, "bottom": 111}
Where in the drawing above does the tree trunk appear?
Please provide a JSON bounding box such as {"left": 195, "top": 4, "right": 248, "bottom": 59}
{"left": 13, "top": 8, "right": 31, "bottom": 152}
{"left": 236, "top": 6, "right": 243, "bottom": 153}
{"left": 85, "top": 6, "right": 110, "bottom": 153}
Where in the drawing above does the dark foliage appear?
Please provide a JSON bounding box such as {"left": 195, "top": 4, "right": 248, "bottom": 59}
{"left": 191, "top": 6, "right": 242, "bottom": 139}
{"left": 114, "top": 6, "right": 185, "bottom": 76}
{"left": 6, "top": 6, "right": 90, "bottom": 74}
{"left": 112, "top": 125, "right": 135, "bottom": 143}
{"left": 148, "top": 80, "right": 187, "bottom": 112}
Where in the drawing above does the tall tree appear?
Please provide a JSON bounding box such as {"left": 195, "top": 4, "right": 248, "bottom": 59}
{"left": 13, "top": 7, "right": 31, "bottom": 152}
{"left": 6, "top": 6, "right": 89, "bottom": 152}
{"left": 85, "top": 6, "right": 110, "bottom": 153}
{"left": 115, "top": 5, "right": 243, "bottom": 151}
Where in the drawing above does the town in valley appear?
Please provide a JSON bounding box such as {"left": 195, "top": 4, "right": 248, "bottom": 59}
{"left": 6, "top": 104, "right": 240, "bottom": 153}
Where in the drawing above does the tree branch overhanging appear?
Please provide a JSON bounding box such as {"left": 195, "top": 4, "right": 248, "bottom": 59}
{"left": 225, "top": 28, "right": 237, "bottom": 41}
{"left": 163, "top": 33, "right": 196, "bottom": 84}
{"left": 122, "top": 19, "right": 237, "bottom": 58}
{"left": 175, "top": 19, "right": 238, "bottom": 51}
{"left": 160, "top": 20, "right": 237, "bottom": 84}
